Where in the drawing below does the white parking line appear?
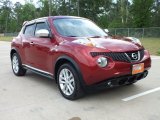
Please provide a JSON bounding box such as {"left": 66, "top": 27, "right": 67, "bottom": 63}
{"left": 122, "top": 87, "right": 160, "bottom": 102}
{"left": 152, "top": 58, "right": 160, "bottom": 60}
{"left": 151, "top": 56, "right": 160, "bottom": 60}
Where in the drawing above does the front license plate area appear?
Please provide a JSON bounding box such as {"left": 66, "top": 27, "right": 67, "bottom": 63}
{"left": 132, "top": 63, "right": 144, "bottom": 75}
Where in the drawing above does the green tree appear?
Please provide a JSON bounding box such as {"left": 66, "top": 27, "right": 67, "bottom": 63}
{"left": 38, "top": 0, "right": 49, "bottom": 16}
{"left": 76, "top": 0, "right": 112, "bottom": 25}
{"left": 13, "top": 2, "right": 23, "bottom": 32}
{"left": 0, "top": 0, "right": 159, "bottom": 33}
{"left": 21, "top": 3, "right": 36, "bottom": 21}
{"left": 152, "top": 0, "right": 160, "bottom": 27}
{"left": 0, "top": 0, "right": 12, "bottom": 32}
{"left": 131, "top": 0, "right": 154, "bottom": 27}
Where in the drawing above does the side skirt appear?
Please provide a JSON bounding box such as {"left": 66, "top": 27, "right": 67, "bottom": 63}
{"left": 22, "top": 64, "right": 54, "bottom": 80}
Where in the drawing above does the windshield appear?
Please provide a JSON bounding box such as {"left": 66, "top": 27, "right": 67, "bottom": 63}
{"left": 53, "top": 18, "right": 107, "bottom": 37}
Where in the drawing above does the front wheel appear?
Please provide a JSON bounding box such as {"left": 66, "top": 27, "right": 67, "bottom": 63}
{"left": 57, "top": 63, "right": 84, "bottom": 100}
{"left": 11, "top": 53, "right": 26, "bottom": 76}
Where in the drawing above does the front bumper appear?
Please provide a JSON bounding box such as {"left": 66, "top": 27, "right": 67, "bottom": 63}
{"left": 87, "top": 71, "right": 148, "bottom": 90}
{"left": 79, "top": 50, "right": 151, "bottom": 85}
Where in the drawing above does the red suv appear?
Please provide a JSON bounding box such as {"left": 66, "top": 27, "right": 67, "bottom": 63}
{"left": 10, "top": 16, "right": 151, "bottom": 100}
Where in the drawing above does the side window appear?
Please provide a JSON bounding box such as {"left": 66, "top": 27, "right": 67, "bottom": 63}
{"left": 24, "top": 24, "right": 35, "bottom": 36}
{"left": 35, "top": 22, "right": 49, "bottom": 32}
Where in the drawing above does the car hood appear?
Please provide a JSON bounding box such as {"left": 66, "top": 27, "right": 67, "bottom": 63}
{"left": 72, "top": 37, "right": 143, "bottom": 52}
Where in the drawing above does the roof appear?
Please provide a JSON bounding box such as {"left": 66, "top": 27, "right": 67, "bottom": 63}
{"left": 23, "top": 16, "right": 85, "bottom": 26}
{"left": 49, "top": 16, "right": 83, "bottom": 20}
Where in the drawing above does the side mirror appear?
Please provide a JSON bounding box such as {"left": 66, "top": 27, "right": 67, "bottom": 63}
{"left": 35, "top": 29, "right": 50, "bottom": 38}
{"left": 104, "top": 29, "right": 109, "bottom": 33}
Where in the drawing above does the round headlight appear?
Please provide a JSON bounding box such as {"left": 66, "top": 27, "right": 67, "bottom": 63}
{"left": 97, "top": 57, "right": 108, "bottom": 67}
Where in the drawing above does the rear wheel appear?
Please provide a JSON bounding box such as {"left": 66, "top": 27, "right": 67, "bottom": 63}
{"left": 11, "top": 53, "right": 26, "bottom": 76}
{"left": 57, "top": 63, "right": 84, "bottom": 100}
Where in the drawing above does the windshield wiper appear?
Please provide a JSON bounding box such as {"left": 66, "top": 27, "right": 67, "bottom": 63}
{"left": 66, "top": 35, "right": 78, "bottom": 37}
{"left": 89, "top": 35, "right": 108, "bottom": 38}
{"left": 89, "top": 36, "right": 102, "bottom": 38}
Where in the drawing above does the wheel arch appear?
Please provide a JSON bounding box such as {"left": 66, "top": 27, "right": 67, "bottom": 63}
{"left": 10, "top": 48, "right": 18, "bottom": 59}
{"left": 54, "top": 55, "right": 86, "bottom": 87}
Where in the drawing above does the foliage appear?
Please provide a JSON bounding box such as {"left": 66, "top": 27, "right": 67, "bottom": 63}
{"left": 0, "top": 0, "right": 160, "bottom": 33}
{"left": 152, "top": 0, "right": 160, "bottom": 27}
{"left": 131, "top": 0, "right": 154, "bottom": 27}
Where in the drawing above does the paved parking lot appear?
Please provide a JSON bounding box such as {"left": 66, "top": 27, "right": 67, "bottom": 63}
{"left": 0, "top": 41, "right": 160, "bottom": 120}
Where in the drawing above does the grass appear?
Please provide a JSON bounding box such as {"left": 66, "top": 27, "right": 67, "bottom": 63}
{"left": 0, "top": 36, "right": 13, "bottom": 42}
{"left": 140, "top": 38, "right": 160, "bottom": 56}
{"left": 158, "top": 49, "right": 160, "bottom": 55}
{"left": 0, "top": 36, "right": 160, "bottom": 55}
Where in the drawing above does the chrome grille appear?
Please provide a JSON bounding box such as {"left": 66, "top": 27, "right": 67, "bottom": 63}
{"left": 90, "top": 50, "right": 144, "bottom": 63}
{"left": 126, "top": 50, "right": 144, "bottom": 62}
{"left": 125, "top": 51, "right": 140, "bottom": 61}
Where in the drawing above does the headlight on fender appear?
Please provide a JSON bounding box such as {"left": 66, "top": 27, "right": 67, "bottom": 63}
{"left": 126, "top": 37, "right": 142, "bottom": 45}
{"left": 97, "top": 57, "right": 108, "bottom": 67}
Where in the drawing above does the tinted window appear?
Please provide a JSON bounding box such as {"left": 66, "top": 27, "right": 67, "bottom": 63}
{"left": 35, "top": 22, "right": 49, "bottom": 32}
{"left": 24, "top": 24, "right": 35, "bottom": 36}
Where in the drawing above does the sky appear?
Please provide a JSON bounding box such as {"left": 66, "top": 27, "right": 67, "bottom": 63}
{"left": 12, "top": 0, "right": 38, "bottom": 5}
{"left": 12, "top": 0, "right": 26, "bottom": 5}
{"left": 11, "top": 0, "right": 132, "bottom": 5}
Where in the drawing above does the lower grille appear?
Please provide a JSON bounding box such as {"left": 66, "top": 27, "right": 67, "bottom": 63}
{"left": 89, "top": 71, "right": 148, "bottom": 90}
{"left": 90, "top": 50, "right": 144, "bottom": 63}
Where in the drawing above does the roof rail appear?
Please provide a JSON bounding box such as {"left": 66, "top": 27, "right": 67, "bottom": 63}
{"left": 22, "top": 21, "right": 28, "bottom": 26}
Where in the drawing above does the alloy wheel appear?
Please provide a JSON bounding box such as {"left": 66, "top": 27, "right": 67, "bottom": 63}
{"left": 12, "top": 55, "right": 19, "bottom": 74}
{"left": 59, "top": 68, "right": 75, "bottom": 96}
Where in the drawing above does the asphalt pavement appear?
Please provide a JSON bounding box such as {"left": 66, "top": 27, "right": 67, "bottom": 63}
{"left": 0, "top": 41, "right": 160, "bottom": 120}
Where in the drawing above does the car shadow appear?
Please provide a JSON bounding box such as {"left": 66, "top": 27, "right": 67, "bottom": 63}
{"left": 25, "top": 71, "right": 58, "bottom": 91}
{"left": 24, "top": 70, "right": 141, "bottom": 102}
{"left": 83, "top": 84, "right": 140, "bottom": 101}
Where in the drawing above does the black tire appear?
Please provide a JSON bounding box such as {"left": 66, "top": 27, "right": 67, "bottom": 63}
{"left": 126, "top": 82, "right": 136, "bottom": 85}
{"left": 11, "top": 53, "right": 26, "bottom": 76}
{"left": 57, "top": 63, "right": 84, "bottom": 100}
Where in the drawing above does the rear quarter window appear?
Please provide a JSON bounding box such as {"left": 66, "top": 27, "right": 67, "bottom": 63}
{"left": 24, "top": 24, "right": 36, "bottom": 36}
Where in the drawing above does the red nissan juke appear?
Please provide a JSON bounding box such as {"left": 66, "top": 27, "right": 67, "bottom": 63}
{"left": 10, "top": 16, "right": 151, "bottom": 100}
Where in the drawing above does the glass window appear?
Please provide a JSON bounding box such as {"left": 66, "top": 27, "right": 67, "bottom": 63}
{"left": 35, "top": 22, "right": 49, "bottom": 32}
{"left": 24, "top": 24, "right": 35, "bottom": 36}
{"left": 53, "top": 18, "right": 107, "bottom": 37}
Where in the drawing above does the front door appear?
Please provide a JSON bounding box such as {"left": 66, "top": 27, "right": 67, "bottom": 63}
{"left": 29, "top": 22, "right": 56, "bottom": 73}
{"left": 22, "top": 23, "right": 36, "bottom": 67}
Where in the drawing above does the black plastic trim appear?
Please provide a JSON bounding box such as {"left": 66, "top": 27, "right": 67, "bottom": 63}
{"left": 55, "top": 55, "right": 86, "bottom": 87}
{"left": 23, "top": 65, "right": 54, "bottom": 79}
{"left": 87, "top": 71, "right": 148, "bottom": 90}
{"left": 10, "top": 48, "right": 19, "bottom": 59}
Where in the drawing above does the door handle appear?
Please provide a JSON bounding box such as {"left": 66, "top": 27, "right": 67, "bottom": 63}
{"left": 30, "top": 42, "right": 34, "bottom": 45}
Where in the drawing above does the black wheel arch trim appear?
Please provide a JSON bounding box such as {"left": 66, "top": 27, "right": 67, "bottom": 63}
{"left": 54, "top": 55, "right": 86, "bottom": 87}
{"left": 10, "top": 48, "right": 24, "bottom": 65}
{"left": 10, "top": 48, "right": 19, "bottom": 59}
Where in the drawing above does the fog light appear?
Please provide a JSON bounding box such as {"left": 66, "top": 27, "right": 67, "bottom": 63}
{"left": 97, "top": 57, "right": 108, "bottom": 67}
